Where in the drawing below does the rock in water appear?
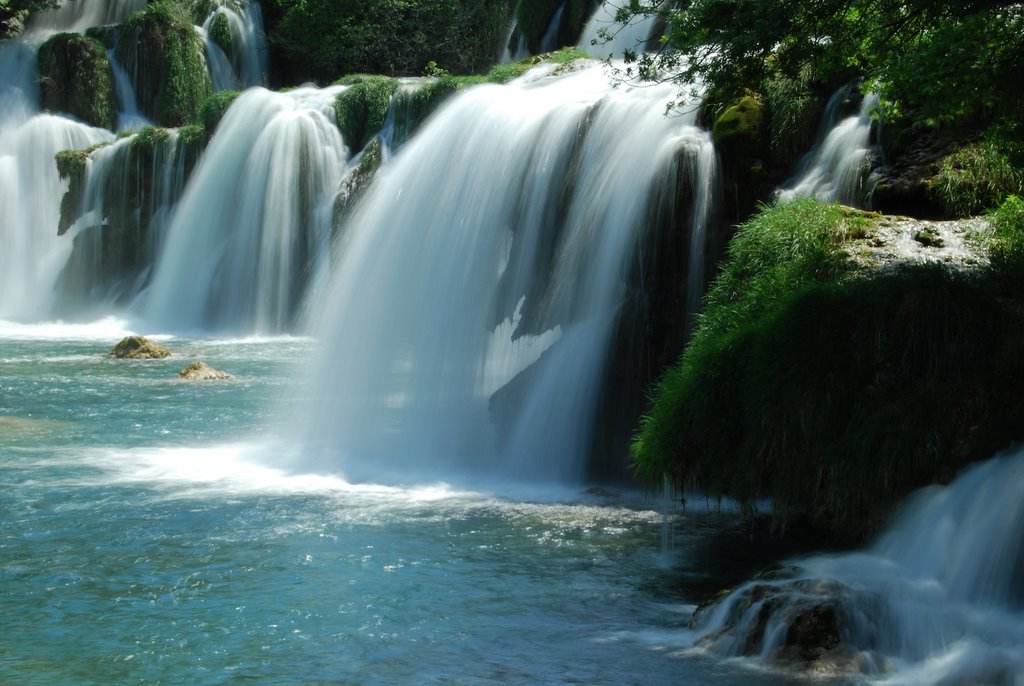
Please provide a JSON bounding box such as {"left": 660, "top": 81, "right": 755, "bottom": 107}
{"left": 177, "top": 361, "right": 232, "bottom": 380}
{"left": 109, "top": 336, "right": 171, "bottom": 359}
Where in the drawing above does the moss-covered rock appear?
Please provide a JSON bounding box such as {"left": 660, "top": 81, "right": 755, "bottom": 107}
{"left": 55, "top": 143, "right": 110, "bottom": 236}
{"left": 207, "top": 10, "right": 233, "bottom": 56}
{"left": 117, "top": 1, "right": 213, "bottom": 127}
{"left": 109, "top": 335, "right": 171, "bottom": 359}
{"left": 632, "top": 200, "right": 1024, "bottom": 540}
{"left": 54, "top": 127, "right": 206, "bottom": 309}
{"left": 333, "top": 76, "right": 399, "bottom": 152}
{"left": 333, "top": 137, "right": 383, "bottom": 228}
{"left": 197, "top": 89, "right": 240, "bottom": 138}
{"left": 37, "top": 33, "right": 117, "bottom": 130}
{"left": 712, "top": 93, "right": 765, "bottom": 152}
{"left": 388, "top": 75, "right": 485, "bottom": 145}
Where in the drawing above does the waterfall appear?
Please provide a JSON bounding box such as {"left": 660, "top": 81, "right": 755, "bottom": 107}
{"left": 578, "top": 1, "right": 663, "bottom": 58}
{"left": 199, "top": 0, "right": 268, "bottom": 91}
{"left": 0, "top": 36, "right": 115, "bottom": 321}
{"left": 23, "top": 0, "right": 146, "bottom": 39}
{"left": 143, "top": 86, "right": 348, "bottom": 334}
{"left": 295, "top": 63, "right": 715, "bottom": 485}
{"left": 107, "top": 48, "right": 150, "bottom": 132}
{"left": 54, "top": 129, "right": 195, "bottom": 315}
{"left": 778, "top": 86, "right": 882, "bottom": 207}
{"left": 690, "top": 448, "right": 1024, "bottom": 683}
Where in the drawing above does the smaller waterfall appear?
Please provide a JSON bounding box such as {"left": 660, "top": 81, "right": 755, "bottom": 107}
{"left": 199, "top": 0, "right": 268, "bottom": 91}
{"left": 778, "top": 87, "right": 882, "bottom": 207}
{"left": 107, "top": 49, "right": 150, "bottom": 132}
{"left": 0, "top": 115, "right": 114, "bottom": 320}
{"left": 55, "top": 129, "right": 196, "bottom": 314}
{"left": 0, "top": 35, "right": 115, "bottom": 320}
{"left": 0, "top": 41, "right": 39, "bottom": 128}
{"left": 23, "top": 0, "right": 146, "bottom": 39}
{"left": 578, "top": 1, "right": 663, "bottom": 58}
{"left": 144, "top": 86, "right": 348, "bottom": 334}
{"left": 690, "top": 448, "right": 1024, "bottom": 684}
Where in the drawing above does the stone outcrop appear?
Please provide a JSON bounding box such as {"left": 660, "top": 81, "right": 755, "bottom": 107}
{"left": 842, "top": 211, "right": 991, "bottom": 273}
{"left": 109, "top": 335, "right": 171, "bottom": 359}
{"left": 691, "top": 575, "right": 874, "bottom": 674}
{"left": 177, "top": 361, "right": 232, "bottom": 380}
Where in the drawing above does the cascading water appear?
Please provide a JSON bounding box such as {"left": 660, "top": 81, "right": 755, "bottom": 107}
{"left": 689, "top": 448, "right": 1024, "bottom": 684}
{"left": 578, "top": 1, "right": 663, "bottom": 58}
{"left": 54, "top": 129, "right": 196, "bottom": 314}
{"left": 23, "top": 0, "right": 146, "bottom": 38}
{"left": 199, "top": 0, "right": 267, "bottom": 91}
{"left": 778, "top": 85, "right": 882, "bottom": 207}
{"left": 143, "top": 86, "right": 348, "bottom": 334}
{"left": 0, "top": 33, "right": 115, "bottom": 320}
{"left": 296, "top": 63, "right": 715, "bottom": 486}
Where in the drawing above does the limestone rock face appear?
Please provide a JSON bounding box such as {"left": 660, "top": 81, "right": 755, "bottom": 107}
{"left": 109, "top": 335, "right": 171, "bottom": 359}
{"left": 177, "top": 361, "right": 232, "bottom": 380}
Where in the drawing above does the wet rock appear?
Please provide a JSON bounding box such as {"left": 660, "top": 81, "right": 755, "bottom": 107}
{"left": 177, "top": 361, "right": 232, "bottom": 380}
{"left": 843, "top": 213, "right": 990, "bottom": 273}
{"left": 109, "top": 335, "right": 170, "bottom": 359}
{"left": 691, "top": 576, "right": 874, "bottom": 673}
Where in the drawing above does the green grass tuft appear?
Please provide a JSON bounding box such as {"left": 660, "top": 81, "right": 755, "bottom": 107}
{"left": 632, "top": 198, "right": 1024, "bottom": 539}
{"left": 929, "top": 138, "right": 1024, "bottom": 217}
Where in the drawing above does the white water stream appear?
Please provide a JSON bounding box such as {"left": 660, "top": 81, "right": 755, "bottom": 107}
{"left": 295, "top": 64, "right": 714, "bottom": 485}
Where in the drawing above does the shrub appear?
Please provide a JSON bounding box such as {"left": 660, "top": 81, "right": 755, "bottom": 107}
{"left": 198, "top": 89, "right": 240, "bottom": 138}
{"left": 988, "top": 195, "right": 1024, "bottom": 284}
{"left": 928, "top": 139, "right": 1024, "bottom": 218}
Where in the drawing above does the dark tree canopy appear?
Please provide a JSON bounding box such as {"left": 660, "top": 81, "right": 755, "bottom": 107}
{"left": 612, "top": 0, "right": 1024, "bottom": 126}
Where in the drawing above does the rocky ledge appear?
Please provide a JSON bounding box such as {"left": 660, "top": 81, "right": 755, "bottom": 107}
{"left": 843, "top": 211, "right": 990, "bottom": 273}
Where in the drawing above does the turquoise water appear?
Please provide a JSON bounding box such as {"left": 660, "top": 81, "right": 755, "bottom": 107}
{"left": 0, "top": 323, "right": 816, "bottom": 685}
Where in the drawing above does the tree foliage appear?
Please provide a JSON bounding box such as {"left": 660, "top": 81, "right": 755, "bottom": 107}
{"left": 615, "top": 0, "right": 1023, "bottom": 127}
{"left": 268, "top": 0, "right": 514, "bottom": 83}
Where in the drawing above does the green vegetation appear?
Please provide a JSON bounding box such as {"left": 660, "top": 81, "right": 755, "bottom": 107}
{"left": 207, "top": 10, "right": 233, "bottom": 56}
{"left": 198, "top": 89, "right": 241, "bottom": 138}
{"left": 55, "top": 143, "right": 111, "bottom": 235}
{"left": 513, "top": 0, "right": 595, "bottom": 54}
{"left": 929, "top": 134, "right": 1024, "bottom": 218}
{"left": 117, "top": 0, "right": 213, "bottom": 127}
{"left": 267, "top": 0, "right": 514, "bottom": 83}
{"left": 988, "top": 195, "right": 1024, "bottom": 283}
{"left": 486, "top": 46, "right": 589, "bottom": 83}
{"left": 712, "top": 93, "right": 764, "bottom": 152}
{"left": 37, "top": 33, "right": 117, "bottom": 130}
{"left": 619, "top": 1, "right": 1023, "bottom": 126}
{"left": 633, "top": 199, "right": 1024, "bottom": 538}
{"left": 333, "top": 76, "right": 399, "bottom": 152}
{"left": 0, "top": 0, "right": 57, "bottom": 38}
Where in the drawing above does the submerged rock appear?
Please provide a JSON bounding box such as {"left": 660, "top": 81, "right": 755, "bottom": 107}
{"left": 109, "top": 335, "right": 171, "bottom": 359}
{"left": 177, "top": 361, "right": 232, "bottom": 380}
